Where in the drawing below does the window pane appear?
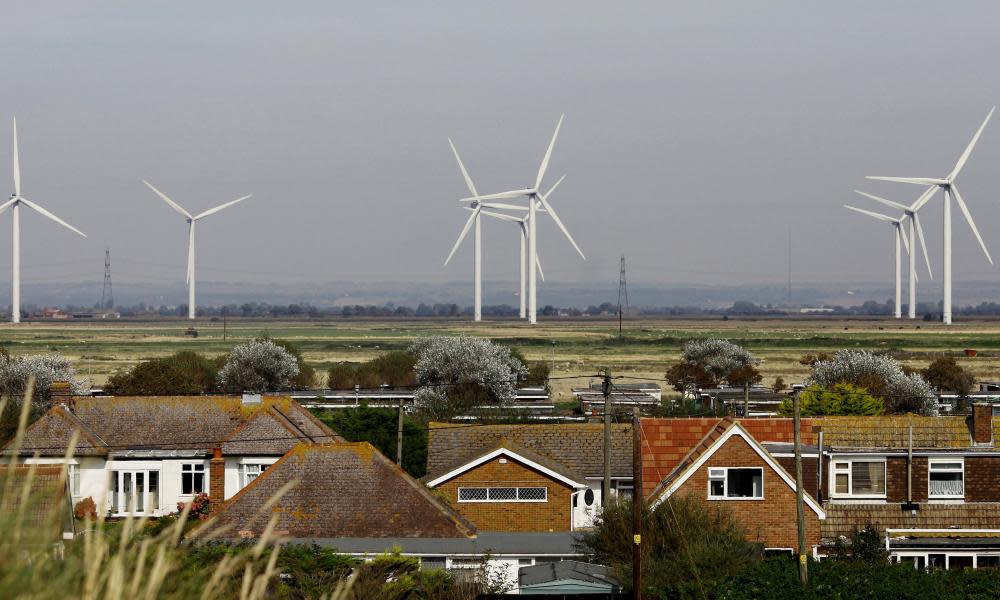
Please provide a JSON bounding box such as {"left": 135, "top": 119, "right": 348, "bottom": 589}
{"left": 835, "top": 473, "right": 849, "bottom": 494}
{"left": 70, "top": 465, "right": 81, "bottom": 496}
{"left": 931, "top": 462, "right": 962, "bottom": 471}
{"left": 149, "top": 471, "right": 159, "bottom": 511}
{"left": 458, "top": 488, "right": 487, "bottom": 501}
{"left": 193, "top": 472, "right": 205, "bottom": 493}
{"left": 710, "top": 479, "right": 725, "bottom": 497}
{"left": 135, "top": 472, "right": 144, "bottom": 512}
{"left": 949, "top": 555, "right": 973, "bottom": 570}
{"left": 929, "top": 471, "right": 964, "bottom": 497}
{"left": 726, "top": 468, "right": 762, "bottom": 498}
{"left": 851, "top": 462, "right": 885, "bottom": 495}
{"left": 978, "top": 556, "right": 1000, "bottom": 569}
{"left": 488, "top": 487, "right": 517, "bottom": 501}
{"left": 518, "top": 487, "right": 546, "bottom": 501}
{"left": 182, "top": 473, "right": 192, "bottom": 495}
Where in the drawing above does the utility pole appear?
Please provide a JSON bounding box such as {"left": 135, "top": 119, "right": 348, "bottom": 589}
{"left": 101, "top": 247, "right": 114, "bottom": 310}
{"left": 793, "top": 389, "right": 808, "bottom": 586}
{"left": 632, "top": 406, "right": 643, "bottom": 600}
{"left": 602, "top": 371, "right": 612, "bottom": 507}
{"left": 396, "top": 396, "right": 404, "bottom": 466}
{"left": 618, "top": 255, "right": 629, "bottom": 338}
{"left": 743, "top": 381, "right": 749, "bottom": 417}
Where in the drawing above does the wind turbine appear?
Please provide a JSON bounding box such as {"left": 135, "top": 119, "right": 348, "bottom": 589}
{"left": 1, "top": 118, "right": 87, "bottom": 323}
{"left": 867, "top": 107, "right": 995, "bottom": 324}
{"left": 843, "top": 205, "right": 913, "bottom": 319}
{"left": 854, "top": 189, "right": 935, "bottom": 319}
{"left": 458, "top": 114, "right": 585, "bottom": 324}
{"left": 475, "top": 208, "right": 548, "bottom": 319}
{"left": 443, "top": 139, "right": 539, "bottom": 322}
{"left": 142, "top": 180, "right": 250, "bottom": 320}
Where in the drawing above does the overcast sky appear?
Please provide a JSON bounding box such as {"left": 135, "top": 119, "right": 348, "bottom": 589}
{"left": 4, "top": 1, "right": 1000, "bottom": 297}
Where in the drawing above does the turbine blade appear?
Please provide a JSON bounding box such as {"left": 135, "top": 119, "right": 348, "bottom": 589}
{"left": 542, "top": 174, "right": 566, "bottom": 201}
{"left": 865, "top": 176, "right": 949, "bottom": 186}
{"left": 535, "top": 113, "right": 564, "bottom": 191}
{"left": 911, "top": 185, "right": 939, "bottom": 212}
{"left": 898, "top": 223, "right": 910, "bottom": 255}
{"left": 12, "top": 118, "right": 20, "bottom": 197}
{"left": 843, "top": 205, "right": 895, "bottom": 222}
{"left": 950, "top": 185, "right": 993, "bottom": 265}
{"left": 480, "top": 202, "right": 529, "bottom": 211}
{"left": 444, "top": 206, "right": 480, "bottom": 266}
{"left": 142, "top": 180, "right": 192, "bottom": 218}
{"left": 194, "top": 195, "right": 251, "bottom": 220}
{"left": 537, "top": 194, "right": 585, "bottom": 260}
{"left": 535, "top": 252, "right": 545, "bottom": 282}
{"left": 914, "top": 212, "right": 933, "bottom": 280}
{"left": 448, "top": 138, "right": 478, "bottom": 198}
{"left": 19, "top": 197, "right": 87, "bottom": 237}
{"left": 949, "top": 106, "right": 995, "bottom": 181}
{"left": 459, "top": 189, "right": 534, "bottom": 202}
{"left": 0, "top": 196, "right": 16, "bottom": 217}
{"left": 480, "top": 210, "right": 522, "bottom": 222}
{"left": 854, "top": 190, "right": 907, "bottom": 211}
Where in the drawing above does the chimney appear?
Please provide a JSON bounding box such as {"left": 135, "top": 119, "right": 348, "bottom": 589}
{"left": 209, "top": 447, "right": 226, "bottom": 512}
{"left": 971, "top": 403, "right": 993, "bottom": 445}
{"left": 50, "top": 380, "right": 73, "bottom": 398}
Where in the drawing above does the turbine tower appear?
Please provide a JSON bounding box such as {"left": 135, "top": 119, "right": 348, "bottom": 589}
{"left": 476, "top": 208, "right": 547, "bottom": 318}
{"left": 867, "top": 107, "right": 995, "bottom": 324}
{"left": 854, "top": 189, "right": 935, "bottom": 319}
{"left": 843, "top": 205, "right": 913, "bottom": 318}
{"left": 2, "top": 118, "right": 88, "bottom": 323}
{"left": 142, "top": 180, "right": 250, "bottom": 320}
{"left": 443, "top": 139, "right": 542, "bottom": 321}
{"left": 459, "top": 115, "right": 585, "bottom": 324}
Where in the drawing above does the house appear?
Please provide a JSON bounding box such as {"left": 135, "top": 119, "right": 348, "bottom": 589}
{"left": 0, "top": 464, "right": 75, "bottom": 542}
{"left": 517, "top": 560, "right": 622, "bottom": 595}
{"left": 197, "top": 441, "right": 587, "bottom": 592}
{"left": 423, "top": 423, "right": 633, "bottom": 531}
{"left": 645, "top": 418, "right": 825, "bottom": 552}
{"left": 2, "top": 394, "right": 337, "bottom": 517}
{"left": 573, "top": 382, "right": 661, "bottom": 415}
{"left": 696, "top": 384, "right": 787, "bottom": 416}
{"left": 295, "top": 386, "right": 553, "bottom": 414}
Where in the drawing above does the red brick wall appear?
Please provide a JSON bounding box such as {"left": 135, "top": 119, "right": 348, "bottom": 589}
{"left": 671, "top": 434, "right": 822, "bottom": 550}
{"left": 965, "top": 457, "right": 1000, "bottom": 502}
{"left": 209, "top": 455, "right": 225, "bottom": 513}
{"left": 434, "top": 457, "right": 573, "bottom": 532}
{"left": 973, "top": 404, "right": 993, "bottom": 444}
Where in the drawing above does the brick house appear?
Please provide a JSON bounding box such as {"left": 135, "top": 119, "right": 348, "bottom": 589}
{"left": 2, "top": 395, "right": 337, "bottom": 517}
{"left": 646, "top": 419, "right": 825, "bottom": 552}
{"left": 423, "top": 423, "right": 633, "bottom": 531}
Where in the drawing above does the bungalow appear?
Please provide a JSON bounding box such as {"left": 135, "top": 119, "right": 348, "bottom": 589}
{"left": 2, "top": 394, "right": 337, "bottom": 517}
{"left": 423, "top": 423, "right": 634, "bottom": 531}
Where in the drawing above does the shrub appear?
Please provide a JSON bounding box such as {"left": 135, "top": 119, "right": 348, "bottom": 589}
{"left": 807, "top": 350, "right": 936, "bottom": 415}
{"left": 73, "top": 496, "right": 98, "bottom": 521}
{"left": 177, "top": 492, "right": 211, "bottom": 521}
{"left": 922, "top": 355, "right": 975, "bottom": 396}
{"left": 778, "top": 384, "right": 884, "bottom": 416}
{"left": 327, "top": 351, "right": 417, "bottom": 389}
{"left": 217, "top": 339, "right": 299, "bottom": 393}
{"left": 270, "top": 339, "right": 317, "bottom": 389}
{"left": 666, "top": 339, "right": 760, "bottom": 392}
{"left": 105, "top": 350, "right": 218, "bottom": 395}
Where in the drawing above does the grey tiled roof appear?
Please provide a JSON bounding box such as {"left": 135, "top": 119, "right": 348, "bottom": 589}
{"left": 425, "top": 423, "right": 632, "bottom": 482}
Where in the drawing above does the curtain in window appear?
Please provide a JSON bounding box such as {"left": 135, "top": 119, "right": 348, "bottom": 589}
{"left": 851, "top": 462, "right": 885, "bottom": 494}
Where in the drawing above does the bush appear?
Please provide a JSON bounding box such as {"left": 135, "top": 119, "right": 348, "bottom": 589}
{"left": 106, "top": 351, "right": 218, "bottom": 395}
{"left": 177, "top": 492, "right": 211, "bottom": 521}
{"left": 270, "top": 339, "right": 317, "bottom": 389}
{"left": 217, "top": 339, "right": 299, "bottom": 392}
{"left": 666, "top": 339, "right": 760, "bottom": 392}
{"left": 73, "top": 497, "right": 97, "bottom": 521}
{"left": 922, "top": 356, "right": 975, "bottom": 396}
{"left": 807, "top": 350, "right": 936, "bottom": 415}
{"left": 778, "top": 384, "right": 884, "bottom": 416}
{"left": 327, "top": 351, "right": 417, "bottom": 389}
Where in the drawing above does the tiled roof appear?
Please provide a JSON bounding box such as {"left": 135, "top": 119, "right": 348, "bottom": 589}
{"left": 822, "top": 504, "right": 1000, "bottom": 541}
{"left": 196, "top": 442, "right": 476, "bottom": 539}
{"left": 814, "top": 415, "right": 973, "bottom": 449}
{"left": 6, "top": 396, "right": 340, "bottom": 457}
{"left": 425, "top": 423, "right": 633, "bottom": 482}
{"left": 424, "top": 440, "right": 588, "bottom": 486}
{"left": 639, "top": 417, "right": 814, "bottom": 497}
{"left": 0, "top": 465, "right": 72, "bottom": 540}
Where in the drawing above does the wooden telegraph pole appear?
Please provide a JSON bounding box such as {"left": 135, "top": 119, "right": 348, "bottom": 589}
{"left": 602, "top": 371, "right": 612, "bottom": 507}
{"left": 396, "top": 396, "right": 404, "bottom": 466}
{"left": 632, "top": 407, "right": 643, "bottom": 600}
{"left": 793, "top": 389, "right": 808, "bottom": 586}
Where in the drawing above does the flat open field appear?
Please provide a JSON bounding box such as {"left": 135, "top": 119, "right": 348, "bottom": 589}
{"left": 1, "top": 317, "right": 999, "bottom": 401}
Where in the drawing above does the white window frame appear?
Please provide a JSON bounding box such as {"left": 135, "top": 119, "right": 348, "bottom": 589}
{"left": 927, "top": 458, "right": 965, "bottom": 500}
{"left": 707, "top": 467, "right": 764, "bottom": 500}
{"left": 829, "top": 457, "right": 887, "bottom": 499}
{"left": 239, "top": 463, "right": 270, "bottom": 488}
{"left": 457, "top": 486, "right": 548, "bottom": 503}
{"left": 68, "top": 463, "right": 81, "bottom": 497}
{"left": 109, "top": 469, "right": 160, "bottom": 515}
{"left": 180, "top": 462, "right": 206, "bottom": 497}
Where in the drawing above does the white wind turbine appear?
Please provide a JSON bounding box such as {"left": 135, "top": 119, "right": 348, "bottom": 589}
{"left": 867, "top": 107, "right": 995, "bottom": 324}
{"left": 142, "top": 180, "right": 250, "bottom": 320}
{"left": 853, "top": 189, "right": 935, "bottom": 319}
{"left": 843, "top": 205, "right": 914, "bottom": 319}
{"left": 443, "top": 139, "right": 544, "bottom": 321}
{"left": 474, "top": 206, "right": 551, "bottom": 319}
{"left": 2, "top": 118, "right": 87, "bottom": 323}
{"left": 458, "top": 114, "right": 585, "bottom": 324}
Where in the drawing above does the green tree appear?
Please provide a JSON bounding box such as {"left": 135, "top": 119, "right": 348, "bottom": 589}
{"left": 106, "top": 351, "right": 218, "bottom": 396}
{"left": 922, "top": 355, "right": 975, "bottom": 396}
{"left": 315, "top": 406, "right": 427, "bottom": 477}
{"left": 578, "top": 495, "right": 762, "bottom": 596}
{"left": 778, "top": 384, "right": 884, "bottom": 416}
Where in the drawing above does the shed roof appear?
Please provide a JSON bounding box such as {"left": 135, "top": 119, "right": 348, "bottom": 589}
{"left": 518, "top": 560, "right": 620, "bottom": 588}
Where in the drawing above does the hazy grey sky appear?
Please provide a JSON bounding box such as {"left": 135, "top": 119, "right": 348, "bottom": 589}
{"left": 4, "top": 1, "right": 1000, "bottom": 299}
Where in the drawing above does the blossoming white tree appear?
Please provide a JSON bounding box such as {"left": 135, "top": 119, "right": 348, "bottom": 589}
{"left": 807, "top": 350, "right": 936, "bottom": 415}
{"left": 409, "top": 336, "right": 527, "bottom": 420}
{"left": 217, "top": 339, "right": 300, "bottom": 393}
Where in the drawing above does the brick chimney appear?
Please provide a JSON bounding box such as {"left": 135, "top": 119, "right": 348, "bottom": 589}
{"left": 971, "top": 403, "right": 993, "bottom": 445}
{"left": 209, "top": 447, "right": 225, "bottom": 513}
